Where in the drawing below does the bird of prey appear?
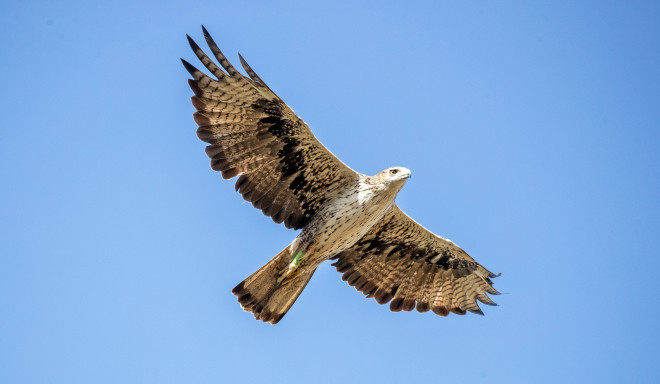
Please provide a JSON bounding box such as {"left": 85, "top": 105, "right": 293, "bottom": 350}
{"left": 182, "top": 27, "right": 500, "bottom": 324}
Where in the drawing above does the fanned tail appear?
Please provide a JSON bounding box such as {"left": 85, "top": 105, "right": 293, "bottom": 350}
{"left": 232, "top": 245, "right": 315, "bottom": 324}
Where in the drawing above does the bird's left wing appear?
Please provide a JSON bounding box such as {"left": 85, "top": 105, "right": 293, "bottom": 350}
{"left": 331, "top": 206, "right": 500, "bottom": 316}
{"left": 182, "top": 27, "right": 359, "bottom": 230}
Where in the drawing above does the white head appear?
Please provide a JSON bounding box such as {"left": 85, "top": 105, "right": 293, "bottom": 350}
{"left": 373, "top": 166, "right": 411, "bottom": 188}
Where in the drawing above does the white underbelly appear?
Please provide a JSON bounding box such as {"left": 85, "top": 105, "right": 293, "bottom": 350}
{"left": 296, "top": 189, "right": 394, "bottom": 258}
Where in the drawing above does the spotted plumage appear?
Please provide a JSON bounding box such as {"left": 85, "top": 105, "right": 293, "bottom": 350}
{"left": 183, "top": 27, "right": 500, "bottom": 324}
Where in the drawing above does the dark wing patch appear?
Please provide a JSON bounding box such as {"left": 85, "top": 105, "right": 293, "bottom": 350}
{"left": 183, "top": 27, "right": 358, "bottom": 229}
{"left": 331, "top": 206, "right": 500, "bottom": 316}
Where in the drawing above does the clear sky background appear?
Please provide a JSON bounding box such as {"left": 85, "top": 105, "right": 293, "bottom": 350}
{"left": 2, "top": 1, "right": 659, "bottom": 383}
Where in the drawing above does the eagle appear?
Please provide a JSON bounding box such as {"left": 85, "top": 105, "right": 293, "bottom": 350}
{"left": 182, "top": 27, "right": 500, "bottom": 324}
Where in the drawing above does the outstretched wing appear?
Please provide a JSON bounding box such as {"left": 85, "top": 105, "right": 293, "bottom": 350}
{"left": 331, "top": 206, "right": 500, "bottom": 316}
{"left": 182, "top": 27, "right": 359, "bottom": 230}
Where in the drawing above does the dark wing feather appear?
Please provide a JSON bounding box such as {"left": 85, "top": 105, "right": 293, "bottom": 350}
{"left": 331, "top": 206, "right": 499, "bottom": 316}
{"left": 183, "top": 27, "right": 358, "bottom": 229}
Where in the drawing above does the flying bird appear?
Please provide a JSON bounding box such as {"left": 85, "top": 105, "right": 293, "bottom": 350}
{"left": 182, "top": 27, "right": 500, "bottom": 324}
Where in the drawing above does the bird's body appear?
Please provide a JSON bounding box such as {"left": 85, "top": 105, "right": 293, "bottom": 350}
{"left": 290, "top": 169, "right": 409, "bottom": 275}
{"left": 183, "top": 27, "right": 500, "bottom": 324}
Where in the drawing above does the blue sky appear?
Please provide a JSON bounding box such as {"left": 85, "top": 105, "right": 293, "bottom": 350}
{"left": 1, "top": 1, "right": 659, "bottom": 383}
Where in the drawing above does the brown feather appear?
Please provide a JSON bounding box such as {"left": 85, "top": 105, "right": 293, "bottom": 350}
{"left": 185, "top": 29, "right": 359, "bottom": 230}
{"left": 332, "top": 206, "right": 499, "bottom": 318}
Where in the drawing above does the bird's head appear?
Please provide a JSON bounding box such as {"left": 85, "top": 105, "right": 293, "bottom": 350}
{"left": 375, "top": 167, "right": 411, "bottom": 188}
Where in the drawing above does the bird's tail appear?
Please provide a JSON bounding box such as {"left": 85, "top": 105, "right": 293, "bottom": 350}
{"left": 232, "top": 245, "right": 315, "bottom": 324}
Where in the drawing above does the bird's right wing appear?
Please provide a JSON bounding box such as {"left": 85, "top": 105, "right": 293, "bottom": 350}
{"left": 183, "top": 27, "right": 359, "bottom": 230}
{"left": 331, "top": 206, "right": 500, "bottom": 316}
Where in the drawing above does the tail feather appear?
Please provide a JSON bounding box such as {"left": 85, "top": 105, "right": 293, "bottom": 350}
{"left": 232, "top": 245, "right": 315, "bottom": 324}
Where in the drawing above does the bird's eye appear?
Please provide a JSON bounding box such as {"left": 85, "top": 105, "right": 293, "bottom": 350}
{"left": 389, "top": 169, "right": 398, "bottom": 175}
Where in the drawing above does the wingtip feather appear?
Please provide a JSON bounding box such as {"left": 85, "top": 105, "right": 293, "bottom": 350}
{"left": 181, "top": 58, "right": 202, "bottom": 79}
{"left": 186, "top": 34, "right": 200, "bottom": 51}
{"left": 180, "top": 57, "right": 193, "bottom": 72}
{"left": 468, "top": 307, "right": 485, "bottom": 316}
{"left": 201, "top": 25, "right": 211, "bottom": 38}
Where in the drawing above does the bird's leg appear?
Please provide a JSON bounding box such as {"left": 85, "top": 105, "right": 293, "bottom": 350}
{"left": 291, "top": 251, "right": 304, "bottom": 267}
{"left": 287, "top": 251, "right": 305, "bottom": 274}
{"left": 277, "top": 251, "right": 305, "bottom": 285}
